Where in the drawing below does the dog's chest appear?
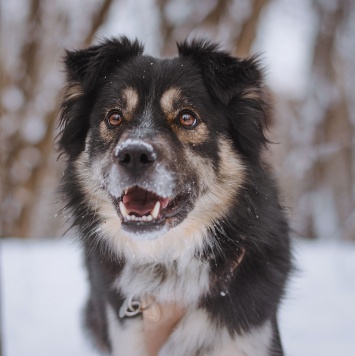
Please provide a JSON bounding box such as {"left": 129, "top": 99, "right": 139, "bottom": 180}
{"left": 113, "top": 255, "right": 210, "bottom": 305}
{"left": 106, "top": 304, "right": 273, "bottom": 356}
{"left": 107, "top": 257, "right": 274, "bottom": 356}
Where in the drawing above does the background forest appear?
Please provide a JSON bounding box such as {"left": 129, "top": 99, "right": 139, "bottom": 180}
{"left": 1, "top": 0, "right": 354, "bottom": 240}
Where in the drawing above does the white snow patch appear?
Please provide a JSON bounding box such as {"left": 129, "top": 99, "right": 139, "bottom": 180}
{"left": 279, "top": 238, "right": 355, "bottom": 355}
{"left": 2, "top": 237, "right": 355, "bottom": 355}
{"left": 1, "top": 238, "right": 100, "bottom": 356}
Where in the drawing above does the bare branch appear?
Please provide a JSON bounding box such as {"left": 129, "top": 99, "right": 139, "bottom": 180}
{"left": 234, "top": 0, "right": 269, "bottom": 57}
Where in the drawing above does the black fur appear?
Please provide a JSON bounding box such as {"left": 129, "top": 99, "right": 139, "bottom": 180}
{"left": 58, "top": 36, "right": 291, "bottom": 355}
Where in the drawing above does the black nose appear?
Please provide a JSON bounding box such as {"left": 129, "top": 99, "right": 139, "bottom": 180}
{"left": 114, "top": 141, "right": 157, "bottom": 174}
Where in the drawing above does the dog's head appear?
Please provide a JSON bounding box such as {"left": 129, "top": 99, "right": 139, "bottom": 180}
{"left": 58, "top": 37, "right": 269, "bottom": 259}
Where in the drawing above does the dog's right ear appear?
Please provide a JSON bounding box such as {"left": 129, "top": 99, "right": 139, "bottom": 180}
{"left": 58, "top": 37, "right": 143, "bottom": 158}
{"left": 178, "top": 39, "right": 269, "bottom": 163}
{"left": 64, "top": 36, "right": 144, "bottom": 92}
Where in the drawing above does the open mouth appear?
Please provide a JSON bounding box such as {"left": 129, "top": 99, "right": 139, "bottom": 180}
{"left": 115, "top": 186, "right": 187, "bottom": 225}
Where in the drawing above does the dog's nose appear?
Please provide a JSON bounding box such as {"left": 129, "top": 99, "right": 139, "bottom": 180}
{"left": 114, "top": 141, "right": 157, "bottom": 174}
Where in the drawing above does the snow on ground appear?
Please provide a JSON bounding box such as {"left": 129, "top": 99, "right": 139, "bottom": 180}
{"left": 1, "top": 238, "right": 100, "bottom": 356}
{"left": 1, "top": 237, "right": 355, "bottom": 356}
{"left": 279, "top": 239, "right": 355, "bottom": 355}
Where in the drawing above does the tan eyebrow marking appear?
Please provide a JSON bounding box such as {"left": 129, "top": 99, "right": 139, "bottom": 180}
{"left": 122, "top": 87, "right": 139, "bottom": 118}
{"left": 99, "top": 88, "right": 138, "bottom": 142}
{"left": 160, "top": 87, "right": 209, "bottom": 144}
{"left": 160, "top": 87, "right": 182, "bottom": 121}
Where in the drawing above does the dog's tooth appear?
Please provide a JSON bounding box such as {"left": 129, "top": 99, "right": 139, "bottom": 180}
{"left": 142, "top": 216, "right": 147, "bottom": 221}
{"left": 151, "top": 201, "right": 160, "bottom": 219}
{"left": 162, "top": 197, "right": 170, "bottom": 209}
{"left": 147, "top": 215, "right": 153, "bottom": 221}
{"left": 119, "top": 202, "right": 128, "bottom": 218}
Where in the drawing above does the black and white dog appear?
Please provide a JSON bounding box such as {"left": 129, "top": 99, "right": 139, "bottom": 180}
{"left": 58, "top": 37, "right": 291, "bottom": 355}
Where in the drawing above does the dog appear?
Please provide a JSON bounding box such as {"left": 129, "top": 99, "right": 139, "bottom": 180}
{"left": 58, "top": 36, "right": 291, "bottom": 355}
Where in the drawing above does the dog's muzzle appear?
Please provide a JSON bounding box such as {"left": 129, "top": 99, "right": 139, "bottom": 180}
{"left": 106, "top": 137, "right": 191, "bottom": 239}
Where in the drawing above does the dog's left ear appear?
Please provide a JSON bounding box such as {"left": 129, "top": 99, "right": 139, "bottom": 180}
{"left": 65, "top": 36, "right": 144, "bottom": 92}
{"left": 178, "top": 39, "right": 269, "bottom": 162}
{"left": 58, "top": 37, "right": 144, "bottom": 158}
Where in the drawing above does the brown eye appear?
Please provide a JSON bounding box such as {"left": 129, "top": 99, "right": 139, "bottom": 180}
{"left": 178, "top": 111, "right": 198, "bottom": 128}
{"left": 107, "top": 111, "right": 122, "bottom": 128}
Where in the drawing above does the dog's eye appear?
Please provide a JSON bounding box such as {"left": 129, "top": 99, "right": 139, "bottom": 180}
{"left": 106, "top": 111, "right": 122, "bottom": 128}
{"left": 177, "top": 111, "right": 198, "bottom": 129}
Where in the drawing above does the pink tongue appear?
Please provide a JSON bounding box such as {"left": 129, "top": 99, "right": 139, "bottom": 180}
{"left": 124, "top": 201, "right": 156, "bottom": 216}
{"left": 122, "top": 188, "right": 169, "bottom": 216}
{"left": 123, "top": 196, "right": 155, "bottom": 216}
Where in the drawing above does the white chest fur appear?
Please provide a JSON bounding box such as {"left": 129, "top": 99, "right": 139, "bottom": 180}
{"left": 108, "top": 255, "right": 273, "bottom": 355}
{"left": 113, "top": 253, "right": 210, "bottom": 306}
{"left": 106, "top": 304, "right": 273, "bottom": 356}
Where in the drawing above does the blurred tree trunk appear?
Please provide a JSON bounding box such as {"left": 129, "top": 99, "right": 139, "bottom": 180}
{"left": 271, "top": 0, "right": 355, "bottom": 240}
{"left": 234, "top": 0, "right": 269, "bottom": 57}
{"left": 304, "top": 0, "right": 354, "bottom": 239}
{"left": 1, "top": 0, "right": 115, "bottom": 238}
{"left": 158, "top": 0, "right": 268, "bottom": 57}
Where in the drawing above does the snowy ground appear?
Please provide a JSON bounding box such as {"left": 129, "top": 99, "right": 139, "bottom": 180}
{"left": 1, "top": 237, "right": 355, "bottom": 356}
